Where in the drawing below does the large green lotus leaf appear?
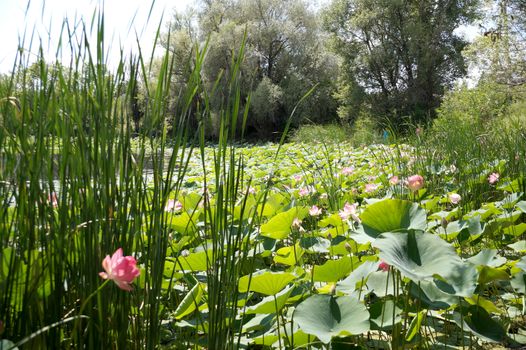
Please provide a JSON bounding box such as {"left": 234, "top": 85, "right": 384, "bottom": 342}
{"left": 167, "top": 212, "right": 198, "bottom": 236}
{"left": 260, "top": 193, "right": 289, "bottom": 217}
{"left": 173, "top": 282, "right": 205, "bottom": 319}
{"left": 300, "top": 236, "right": 331, "bottom": 253}
{"left": 477, "top": 266, "right": 510, "bottom": 285}
{"left": 312, "top": 256, "right": 356, "bottom": 282}
{"left": 372, "top": 231, "right": 468, "bottom": 284}
{"left": 516, "top": 256, "right": 526, "bottom": 271}
{"left": 251, "top": 333, "right": 280, "bottom": 346}
{"left": 502, "top": 223, "right": 526, "bottom": 237}
{"left": 0, "top": 340, "right": 18, "bottom": 350}
{"left": 432, "top": 263, "right": 478, "bottom": 297}
{"left": 495, "top": 210, "right": 522, "bottom": 223}
{"left": 410, "top": 281, "right": 457, "bottom": 309}
{"left": 181, "top": 192, "right": 202, "bottom": 211}
{"left": 239, "top": 270, "right": 296, "bottom": 295}
{"left": 319, "top": 214, "right": 346, "bottom": 228}
{"left": 369, "top": 299, "right": 402, "bottom": 330}
{"left": 364, "top": 271, "right": 399, "bottom": 297}
{"left": 444, "top": 216, "right": 485, "bottom": 242}
{"left": 233, "top": 196, "right": 257, "bottom": 221}
{"left": 293, "top": 294, "right": 370, "bottom": 344}
{"left": 453, "top": 305, "right": 507, "bottom": 343}
{"left": 337, "top": 261, "right": 378, "bottom": 294}
{"left": 465, "top": 295, "right": 503, "bottom": 315}
{"left": 467, "top": 249, "right": 506, "bottom": 267}
{"left": 511, "top": 271, "right": 526, "bottom": 294}
{"left": 273, "top": 243, "right": 304, "bottom": 266}
{"left": 260, "top": 207, "right": 308, "bottom": 240}
{"left": 351, "top": 199, "right": 427, "bottom": 243}
{"left": 242, "top": 313, "right": 275, "bottom": 333}
{"left": 245, "top": 286, "right": 294, "bottom": 314}
{"left": 175, "top": 250, "right": 212, "bottom": 272}
{"left": 499, "top": 192, "right": 522, "bottom": 209}
{"left": 508, "top": 240, "right": 526, "bottom": 252}
{"left": 517, "top": 201, "right": 526, "bottom": 213}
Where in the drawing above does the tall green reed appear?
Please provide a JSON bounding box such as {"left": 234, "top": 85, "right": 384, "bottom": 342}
{"left": 0, "top": 6, "right": 199, "bottom": 349}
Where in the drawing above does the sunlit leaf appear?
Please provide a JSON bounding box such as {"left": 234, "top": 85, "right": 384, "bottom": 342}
{"left": 294, "top": 294, "right": 370, "bottom": 344}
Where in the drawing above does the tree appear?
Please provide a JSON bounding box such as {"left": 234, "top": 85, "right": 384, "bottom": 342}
{"left": 324, "top": 0, "right": 480, "bottom": 128}
{"left": 465, "top": 0, "right": 526, "bottom": 86}
{"left": 158, "top": 0, "right": 339, "bottom": 139}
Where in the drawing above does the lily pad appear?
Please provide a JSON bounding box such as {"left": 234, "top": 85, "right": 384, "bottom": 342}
{"left": 312, "top": 256, "right": 355, "bottom": 282}
{"left": 239, "top": 270, "right": 296, "bottom": 295}
{"left": 260, "top": 207, "right": 308, "bottom": 240}
{"left": 351, "top": 199, "right": 426, "bottom": 243}
{"left": 293, "top": 294, "right": 370, "bottom": 344}
{"left": 373, "top": 231, "right": 477, "bottom": 295}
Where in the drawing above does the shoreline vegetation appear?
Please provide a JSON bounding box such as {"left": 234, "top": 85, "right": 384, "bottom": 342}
{"left": 1, "top": 0, "right": 526, "bottom": 349}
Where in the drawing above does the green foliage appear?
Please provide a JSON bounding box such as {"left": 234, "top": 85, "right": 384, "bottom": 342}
{"left": 289, "top": 123, "right": 351, "bottom": 143}
{"left": 158, "top": 0, "right": 339, "bottom": 139}
{"left": 324, "top": 0, "right": 479, "bottom": 127}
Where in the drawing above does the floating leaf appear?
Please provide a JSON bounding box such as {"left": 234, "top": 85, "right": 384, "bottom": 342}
{"left": 477, "top": 266, "right": 510, "bottom": 285}
{"left": 173, "top": 283, "right": 205, "bottom": 319}
{"left": 370, "top": 299, "right": 402, "bottom": 330}
{"left": 294, "top": 294, "right": 369, "bottom": 344}
{"left": 175, "top": 250, "right": 212, "bottom": 272}
{"left": 467, "top": 249, "right": 506, "bottom": 267}
{"left": 373, "top": 231, "right": 477, "bottom": 296}
{"left": 453, "top": 305, "right": 506, "bottom": 343}
{"left": 312, "top": 256, "right": 356, "bottom": 282}
{"left": 245, "top": 286, "right": 294, "bottom": 314}
{"left": 351, "top": 199, "right": 426, "bottom": 243}
{"left": 511, "top": 271, "right": 526, "bottom": 294}
{"left": 260, "top": 207, "right": 308, "bottom": 240}
{"left": 239, "top": 270, "right": 296, "bottom": 295}
{"left": 502, "top": 223, "right": 526, "bottom": 237}
{"left": 508, "top": 240, "right": 526, "bottom": 252}
{"left": 273, "top": 244, "right": 304, "bottom": 266}
{"left": 405, "top": 311, "right": 426, "bottom": 341}
{"left": 465, "top": 295, "right": 503, "bottom": 314}
{"left": 364, "top": 271, "right": 399, "bottom": 297}
{"left": 337, "top": 261, "right": 378, "bottom": 294}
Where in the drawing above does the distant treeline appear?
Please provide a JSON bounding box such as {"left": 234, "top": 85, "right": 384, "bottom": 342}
{"left": 3, "top": 0, "right": 526, "bottom": 140}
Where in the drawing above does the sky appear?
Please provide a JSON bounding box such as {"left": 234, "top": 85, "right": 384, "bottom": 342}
{"left": 0, "top": 0, "right": 479, "bottom": 75}
{"left": 0, "top": 0, "right": 194, "bottom": 73}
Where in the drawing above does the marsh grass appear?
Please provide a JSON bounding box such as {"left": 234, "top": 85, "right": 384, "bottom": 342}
{"left": 0, "top": 5, "right": 266, "bottom": 349}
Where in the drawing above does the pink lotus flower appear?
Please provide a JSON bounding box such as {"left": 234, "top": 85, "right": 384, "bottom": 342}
{"left": 49, "top": 192, "right": 58, "bottom": 207}
{"left": 448, "top": 193, "right": 461, "bottom": 205}
{"left": 293, "top": 174, "right": 303, "bottom": 182}
{"left": 99, "top": 248, "right": 140, "bottom": 291}
{"left": 406, "top": 175, "right": 424, "bottom": 192}
{"left": 165, "top": 199, "right": 183, "bottom": 213}
{"left": 339, "top": 202, "right": 360, "bottom": 222}
{"left": 309, "top": 205, "right": 322, "bottom": 216}
{"left": 389, "top": 176, "right": 399, "bottom": 185}
{"left": 488, "top": 172, "right": 499, "bottom": 185}
{"left": 291, "top": 218, "right": 305, "bottom": 232}
{"left": 298, "top": 186, "right": 315, "bottom": 197}
{"left": 298, "top": 187, "right": 310, "bottom": 197}
{"left": 379, "top": 260, "right": 390, "bottom": 272}
{"left": 341, "top": 167, "right": 354, "bottom": 176}
{"left": 364, "top": 183, "right": 378, "bottom": 193}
